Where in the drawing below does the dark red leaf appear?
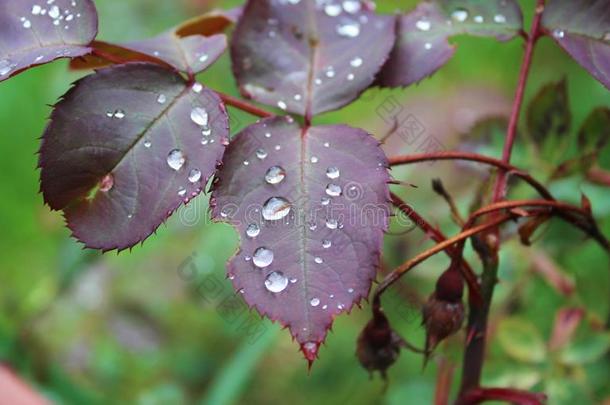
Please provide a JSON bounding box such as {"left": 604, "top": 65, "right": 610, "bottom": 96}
{"left": 210, "top": 116, "right": 390, "bottom": 360}
{"left": 542, "top": 0, "right": 610, "bottom": 90}
{"left": 378, "top": 0, "right": 523, "bottom": 87}
{"left": 39, "top": 63, "right": 228, "bottom": 251}
{"left": 70, "top": 33, "right": 227, "bottom": 74}
{"left": 0, "top": 0, "right": 98, "bottom": 82}
{"left": 230, "top": 0, "right": 395, "bottom": 116}
{"left": 175, "top": 7, "right": 242, "bottom": 37}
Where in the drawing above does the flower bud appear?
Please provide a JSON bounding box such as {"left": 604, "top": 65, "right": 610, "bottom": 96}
{"left": 356, "top": 311, "right": 403, "bottom": 378}
{"left": 422, "top": 267, "right": 465, "bottom": 354}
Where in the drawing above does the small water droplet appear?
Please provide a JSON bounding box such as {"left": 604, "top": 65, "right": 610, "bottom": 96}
{"left": 350, "top": 57, "right": 363, "bottom": 67}
{"left": 289, "top": 277, "right": 298, "bottom": 284}
{"left": 324, "top": 3, "right": 342, "bottom": 17}
{"left": 253, "top": 247, "right": 274, "bottom": 268}
{"left": 32, "top": 5, "right": 42, "bottom": 15}
{"left": 553, "top": 29, "right": 565, "bottom": 39}
{"left": 294, "top": 94, "right": 302, "bottom": 101}
{"left": 144, "top": 140, "right": 152, "bottom": 148}
{"left": 199, "top": 53, "right": 209, "bottom": 63}
{"left": 265, "top": 166, "right": 286, "bottom": 184}
{"left": 321, "top": 197, "right": 331, "bottom": 206}
{"left": 310, "top": 297, "right": 320, "bottom": 307}
{"left": 325, "top": 66, "right": 335, "bottom": 78}
{"left": 264, "top": 271, "right": 288, "bottom": 293}
{"left": 326, "top": 166, "right": 340, "bottom": 179}
{"left": 35, "top": 55, "right": 44, "bottom": 62}
{"left": 256, "top": 148, "right": 268, "bottom": 160}
{"left": 324, "top": 142, "right": 330, "bottom": 148}
{"left": 99, "top": 174, "right": 114, "bottom": 192}
{"left": 265, "top": 132, "right": 272, "bottom": 138}
{"left": 322, "top": 239, "right": 332, "bottom": 248}
{"left": 157, "top": 94, "right": 166, "bottom": 104}
{"left": 494, "top": 14, "right": 506, "bottom": 23}
{"left": 348, "top": 288, "right": 354, "bottom": 293}
{"left": 310, "top": 156, "right": 319, "bottom": 163}
{"left": 274, "top": 145, "right": 281, "bottom": 151}
{"left": 322, "top": 304, "right": 328, "bottom": 309}
{"left": 244, "top": 255, "right": 251, "bottom": 261}
{"left": 336, "top": 21, "right": 360, "bottom": 37}
{"left": 342, "top": 0, "right": 361, "bottom": 14}
{"left": 201, "top": 138, "right": 209, "bottom": 145}
{"left": 23, "top": 19, "right": 32, "bottom": 29}
{"left": 243, "top": 160, "right": 250, "bottom": 166}
{"left": 314, "top": 257, "right": 323, "bottom": 264}
{"left": 191, "top": 107, "right": 208, "bottom": 126}
{"left": 326, "top": 184, "right": 342, "bottom": 197}
{"left": 188, "top": 168, "right": 202, "bottom": 183}
{"left": 326, "top": 218, "right": 338, "bottom": 229}
{"left": 262, "top": 197, "right": 291, "bottom": 220}
{"left": 246, "top": 223, "right": 260, "bottom": 238}
{"left": 192, "top": 83, "right": 203, "bottom": 93}
{"left": 451, "top": 8, "right": 469, "bottom": 22}
{"left": 315, "top": 78, "right": 323, "bottom": 85}
{"left": 473, "top": 15, "right": 484, "bottom": 23}
{"left": 178, "top": 187, "right": 187, "bottom": 197}
{"left": 415, "top": 19, "right": 431, "bottom": 31}
{"left": 424, "top": 42, "right": 432, "bottom": 50}
{"left": 167, "top": 149, "right": 186, "bottom": 171}
{"left": 277, "top": 100, "right": 287, "bottom": 110}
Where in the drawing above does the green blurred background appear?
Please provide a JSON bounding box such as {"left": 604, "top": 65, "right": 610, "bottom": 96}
{"left": 1, "top": 0, "right": 609, "bottom": 404}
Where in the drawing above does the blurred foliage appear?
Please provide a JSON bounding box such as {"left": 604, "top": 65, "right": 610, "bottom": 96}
{"left": 0, "top": 0, "right": 609, "bottom": 404}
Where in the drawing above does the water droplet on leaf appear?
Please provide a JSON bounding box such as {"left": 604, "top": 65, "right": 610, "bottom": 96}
{"left": 265, "top": 166, "right": 286, "bottom": 184}
{"left": 262, "top": 197, "right": 291, "bottom": 220}
{"left": 167, "top": 149, "right": 186, "bottom": 171}
{"left": 264, "top": 271, "right": 288, "bottom": 293}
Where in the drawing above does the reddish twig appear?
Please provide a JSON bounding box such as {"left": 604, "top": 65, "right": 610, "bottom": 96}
{"left": 389, "top": 152, "right": 554, "bottom": 201}
{"left": 390, "top": 192, "right": 482, "bottom": 304}
{"left": 460, "top": 0, "right": 547, "bottom": 393}
{"left": 217, "top": 92, "right": 274, "bottom": 118}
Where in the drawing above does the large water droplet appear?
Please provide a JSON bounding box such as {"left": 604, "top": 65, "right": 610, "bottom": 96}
{"left": 167, "top": 149, "right": 186, "bottom": 171}
{"left": 326, "top": 184, "right": 342, "bottom": 197}
{"left": 326, "top": 167, "right": 340, "bottom": 179}
{"left": 264, "top": 271, "right": 288, "bottom": 293}
{"left": 451, "top": 8, "right": 469, "bottom": 22}
{"left": 253, "top": 247, "right": 274, "bottom": 268}
{"left": 191, "top": 107, "right": 208, "bottom": 126}
{"left": 336, "top": 21, "right": 360, "bottom": 37}
{"left": 262, "top": 197, "right": 291, "bottom": 220}
{"left": 48, "top": 5, "right": 60, "bottom": 19}
{"left": 32, "top": 5, "right": 42, "bottom": 15}
{"left": 265, "top": 166, "right": 286, "bottom": 185}
{"left": 246, "top": 223, "right": 260, "bottom": 238}
{"left": 188, "top": 168, "right": 202, "bottom": 183}
{"left": 310, "top": 297, "right": 320, "bottom": 307}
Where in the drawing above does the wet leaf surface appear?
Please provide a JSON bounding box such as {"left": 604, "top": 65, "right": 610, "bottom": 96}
{"left": 39, "top": 63, "right": 228, "bottom": 250}
{"left": 210, "top": 116, "right": 390, "bottom": 360}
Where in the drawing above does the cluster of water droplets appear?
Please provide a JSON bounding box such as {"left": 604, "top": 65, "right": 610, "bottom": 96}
{"left": 20, "top": 0, "right": 83, "bottom": 32}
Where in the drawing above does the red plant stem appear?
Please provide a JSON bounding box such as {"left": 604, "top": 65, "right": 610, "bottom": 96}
{"left": 217, "top": 92, "right": 274, "bottom": 118}
{"left": 492, "top": 0, "right": 545, "bottom": 203}
{"left": 460, "top": 0, "right": 546, "bottom": 394}
{"left": 389, "top": 152, "right": 554, "bottom": 201}
{"left": 390, "top": 192, "right": 482, "bottom": 304}
{"left": 91, "top": 48, "right": 128, "bottom": 65}
{"left": 457, "top": 387, "right": 546, "bottom": 405}
{"left": 372, "top": 213, "right": 514, "bottom": 313}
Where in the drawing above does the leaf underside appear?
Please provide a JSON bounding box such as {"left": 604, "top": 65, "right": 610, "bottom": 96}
{"left": 230, "top": 0, "right": 395, "bottom": 116}
{"left": 0, "top": 0, "right": 98, "bottom": 82}
{"left": 542, "top": 0, "right": 610, "bottom": 90}
{"left": 378, "top": 0, "right": 523, "bottom": 87}
{"left": 210, "top": 117, "right": 390, "bottom": 359}
{"left": 39, "top": 63, "right": 229, "bottom": 251}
